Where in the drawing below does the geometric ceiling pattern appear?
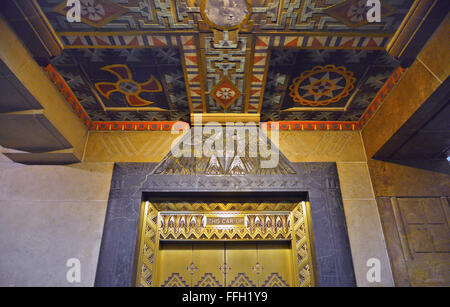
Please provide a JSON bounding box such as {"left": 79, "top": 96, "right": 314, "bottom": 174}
{"left": 50, "top": 48, "right": 190, "bottom": 122}
{"left": 262, "top": 49, "right": 399, "bottom": 122}
{"left": 36, "top": 0, "right": 414, "bottom": 130}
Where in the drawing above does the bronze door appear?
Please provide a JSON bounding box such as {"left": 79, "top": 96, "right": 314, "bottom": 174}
{"left": 157, "top": 241, "right": 293, "bottom": 287}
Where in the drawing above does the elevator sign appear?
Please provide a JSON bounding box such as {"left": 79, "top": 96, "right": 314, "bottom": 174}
{"left": 206, "top": 216, "right": 245, "bottom": 227}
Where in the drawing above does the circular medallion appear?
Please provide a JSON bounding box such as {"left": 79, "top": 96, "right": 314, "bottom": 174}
{"left": 210, "top": 76, "right": 241, "bottom": 109}
{"left": 347, "top": 0, "right": 371, "bottom": 23}
{"left": 288, "top": 65, "right": 356, "bottom": 107}
{"left": 202, "top": 0, "right": 251, "bottom": 29}
{"left": 215, "top": 87, "right": 236, "bottom": 100}
{"left": 81, "top": 0, "right": 106, "bottom": 22}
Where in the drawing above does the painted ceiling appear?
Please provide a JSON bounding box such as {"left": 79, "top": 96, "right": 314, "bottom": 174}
{"left": 261, "top": 48, "right": 399, "bottom": 122}
{"left": 36, "top": 0, "right": 414, "bottom": 130}
{"left": 50, "top": 48, "right": 190, "bottom": 122}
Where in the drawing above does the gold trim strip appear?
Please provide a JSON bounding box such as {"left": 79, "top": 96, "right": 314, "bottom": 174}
{"left": 56, "top": 31, "right": 394, "bottom": 37}
{"left": 191, "top": 113, "right": 261, "bottom": 123}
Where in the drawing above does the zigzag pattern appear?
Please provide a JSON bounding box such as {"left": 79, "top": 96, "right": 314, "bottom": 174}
{"left": 162, "top": 273, "right": 188, "bottom": 287}
{"left": 139, "top": 204, "right": 158, "bottom": 287}
{"left": 195, "top": 273, "right": 222, "bottom": 287}
{"left": 159, "top": 227, "right": 291, "bottom": 241}
{"left": 153, "top": 202, "right": 298, "bottom": 212}
{"left": 229, "top": 273, "right": 256, "bottom": 287}
{"left": 292, "top": 204, "right": 312, "bottom": 287}
{"left": 262, "top": 272, "right": 289, "bottom": 287}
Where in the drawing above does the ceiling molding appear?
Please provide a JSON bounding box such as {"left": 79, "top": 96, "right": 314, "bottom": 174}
{"left": 191, "top": 113, "right": 260, "bottom": 124}
{"left": 387, "top": 0, "right": 449, "bottom": 67}
{"left": 0, "top": 0, "right": 63, "bottom": 63}
{"left": 373, "top": 76, "right": 450, "bottom": 161}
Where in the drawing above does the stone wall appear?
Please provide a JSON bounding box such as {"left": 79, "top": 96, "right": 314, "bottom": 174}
{"left": 273, "top": 130, "right": 394, "bottom": 287}
{"left": 0, "top": 129, "right": 395, "bottom": 287}
{"left": 362, "top": 15, "right": 450, "bottom": 286}
{"left": 0, "top": 131, "right": 180, "bottom": 286}
{"left": 0, "top": 147, "right": 113, "bottom": 286}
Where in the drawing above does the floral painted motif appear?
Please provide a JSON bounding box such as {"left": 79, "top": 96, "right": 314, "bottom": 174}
{"left": 210, "top": 77, "right": 242, "bottom": 109}
{"left": 81, "top": 0, "right": 106, "bottom": 21}
{"left": 346, "top": 0, "right": 370, "bottom": 23}
{"left": 53, "top": 0, "right": 128, "bottom": 27}
{"left": 215, "top": 87, "right": 236, "bottom": 100}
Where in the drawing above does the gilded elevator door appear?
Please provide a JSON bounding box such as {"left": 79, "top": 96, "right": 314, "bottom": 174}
{"left": 157, "top": 241, "right": 293, "bottom": 287}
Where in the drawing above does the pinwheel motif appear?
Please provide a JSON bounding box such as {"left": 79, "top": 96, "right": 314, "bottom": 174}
{"left": 95, "top": 64, "right": 162, "bottom": 107}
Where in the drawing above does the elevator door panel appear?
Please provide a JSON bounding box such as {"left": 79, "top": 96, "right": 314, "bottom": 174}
{"left": 226, "top": 242, "right": 292, "bottom": 286}
{"left": 226, "top": 243, "right": 258, "bottom": 286}
{"left": 157, "top": 242, "right": 192, "bottom": 287}
{"left": 192, "top": 242, "right": 225, "bottom": 287}
{"left": 257, "top": 242, "right": 293, "bottom": 286}
{"left": 157, "top": 241, "right": 293, "bottom": 287}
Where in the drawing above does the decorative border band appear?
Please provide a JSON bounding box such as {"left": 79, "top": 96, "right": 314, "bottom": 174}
{"left": 91, "top": 121, "right": 189, "bottom": 131}
{"left": 45, "top": 63, "right": 405, "bottom": 132}
{"left": 358, "top": 66, "right": 405, "bottom": 127}
{"left": 45, "top": 63, "right": 92, "bottom": 128}
{"left": 263, "top": 121, "right": 358, "bottom": 131}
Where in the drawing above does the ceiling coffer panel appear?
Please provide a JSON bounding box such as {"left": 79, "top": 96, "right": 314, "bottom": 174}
{"left": 50, "top": 48, "right": 190, "bottom": 122}
{"left": 262, "top": 49, "right": 399, "bottom": 122}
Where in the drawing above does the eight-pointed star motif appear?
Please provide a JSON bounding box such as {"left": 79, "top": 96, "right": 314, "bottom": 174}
{"left": 299, "top": 72, "right": 344, "bottom": 102}
{"left": 289, "top": 65, "right": 356, "bottom": 106}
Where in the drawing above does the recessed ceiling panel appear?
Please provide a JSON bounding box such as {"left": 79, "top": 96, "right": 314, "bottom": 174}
{"left": 50, "top": 48, "right": 190, "bottom": 122}
{"left": 262, "top": 49, "right": 399, "bottom": 122}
